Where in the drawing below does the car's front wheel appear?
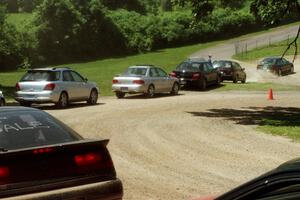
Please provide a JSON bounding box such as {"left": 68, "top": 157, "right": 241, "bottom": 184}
{"left": 241, "top": 75, "right": 246, "bottom": 84}
{"left": 87, "top": 89, "right": 98, "bottom": 105}
{"left": 278, "top": 69, "right": 282, "bottom": 76}
{"left": 290, "top": 66, "right": 294, "bottom": 74}
{"left": 146, "top": 85, "right": 155, "bottom": 98}
{"left": 200, "top": 79, "right": 207, "bottom": 91}
{"left": 170, "top": 82, "right": 179, "bottom": 95}
{"left": 116, "top": 91, "right": 125, "bottom": 99}
{"left": 56, "top": 92, "right": 68, "bottom": 109}
{"left": 233, "top": 75, "right": 238, "bottom": 83}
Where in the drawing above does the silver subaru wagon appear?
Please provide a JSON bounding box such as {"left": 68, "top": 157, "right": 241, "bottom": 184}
{"left": 15, "top": 68, "right": 99, "bottom": 108}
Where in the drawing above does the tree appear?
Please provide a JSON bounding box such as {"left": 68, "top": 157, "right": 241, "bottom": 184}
{"left": 172, "top": 0, "right": 300, "bottom": 62}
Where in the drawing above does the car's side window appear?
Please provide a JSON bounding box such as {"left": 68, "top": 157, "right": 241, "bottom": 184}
{"left": 233, "top": 63, "right": 242, "bottom": 71}
{"left": 276, "top": 59, "right": 284, "bottom": 65}
{"left": 204, "top": 63, "right": 213, "bottom": 72}
{"left": 149, "top": 68, "right": 158, "bottom": 77}
{"left": 63, "top": 71, "right": 73, "bottom": 82}
{"left": 70, "top": 71, "right": 85, "bottom": 82}
{"left": 156, "top": 68, "right": 168, "bottom": 77}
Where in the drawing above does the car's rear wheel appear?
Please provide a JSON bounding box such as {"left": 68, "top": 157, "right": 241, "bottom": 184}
{"left": 278, "top": 69, "right": 282, "bottom": 76}
{"left": 0, "top": 99, "right": 4, "bottom": 106}
{"left": 87, "top": 89, "right": 98, "bottom": 105}
{"left": 146, "top": 85, "right": 155, "bottom": 98}
{"left": 20, "top": 101, "right": 31, "bottom": 107}
{"left": 116, "top": 91, "right": 125, "bottom": 99}
{"left": 200, "top": 79, "right": 207, "bottom": 91}
{"left": 170, "top": 82, "right": 179, "bottom": 95}
{"left": 56, "top": 92, "right": 68, "bottom": 109}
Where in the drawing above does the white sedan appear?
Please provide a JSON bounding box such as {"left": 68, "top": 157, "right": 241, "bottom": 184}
{"left": 112, "top": 65, "right": 180, "bottom": 98}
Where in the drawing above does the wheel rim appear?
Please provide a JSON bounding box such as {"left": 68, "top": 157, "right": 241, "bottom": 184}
{"left": 173, "top": 84, "right": 179, "bottom": 94}
{"left": 148, "top": 86, "right": 154, "bottom": 97}
{"left": 60, "top": 93, "right": 68, "bottom": 107}
{"left": 91, "top": 91, "right": 98, "bottom": 104}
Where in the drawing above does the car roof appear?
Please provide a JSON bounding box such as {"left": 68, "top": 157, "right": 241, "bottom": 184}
{"left": 28, "top": 67, "right": 71, "bottom": 71}
{"left": 185, "top": 58, "right": 208, "bottom": 63}
{"left": 0, "top": 106, "right": 40, "bottom": 113}
{"left": 129, "top": 65, "right": 155, "bottom": 69}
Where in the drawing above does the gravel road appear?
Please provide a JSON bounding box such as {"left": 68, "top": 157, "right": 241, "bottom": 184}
{"left": 45, "top": 25, "right": 300, "bottom": 200}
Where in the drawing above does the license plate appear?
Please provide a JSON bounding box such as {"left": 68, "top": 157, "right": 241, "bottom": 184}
{"left": 120, "top": 87, "right": 128, "bottom": 92}
{"left": 25, "top": 94, "right": 35, "bottom": 98}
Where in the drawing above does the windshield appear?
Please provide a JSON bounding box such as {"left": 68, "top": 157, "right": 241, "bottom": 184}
{"left": 260, "top": 58, "right": 277, "bottom": 65}
{"left": 21, "top": 71, "right": 60, "bottom": 82}
{"left": 176, "top": 62, "right": 203, "bottom": 72}
{"left": 123, "top": 67, "right": 148, "bottom": 76}
{"left": 0, "top": 110, "right": 81, "bottom": 150}
{"left": 213, "top": 61, "right": 231, "bottom": 69}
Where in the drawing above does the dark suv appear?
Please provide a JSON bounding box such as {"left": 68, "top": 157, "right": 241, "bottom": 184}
{"left": 170, "top": 58, "right": 221, "bottom": 90}
{"left": 213, "top": 60, "right": 246, "bottom": 83}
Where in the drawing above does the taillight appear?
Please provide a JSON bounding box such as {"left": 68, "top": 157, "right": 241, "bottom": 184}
{"left": 33, "top": 147, "right": 54, "bottom": 154}
{"left": 169, "top": 72, "right": 177, "bottom": 77}
{"left": 15, "top": 83, "right": 20, "bottom": 91}
{"left": 74, "top": 153, "right": 102, "bottom": 167}
{"left": 133, "top": 80, "right": 144, "bottom": 84}
{"left": 44, "top": 83, "right": 55, "bottom": 90}
{"left": 192, "top": 73, "right": 201, "bottom": 80}
{"left": 112, "top": 79, "right": 119, "bottom": 84}
{"left": 0, "top": 167, "right": 10, "bottom": 178}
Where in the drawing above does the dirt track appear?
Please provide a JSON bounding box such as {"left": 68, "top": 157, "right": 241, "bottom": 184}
{"left": 46, "top": 25, "right": 300, "bottom": 200}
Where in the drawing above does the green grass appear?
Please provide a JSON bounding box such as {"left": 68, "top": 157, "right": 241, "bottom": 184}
{"left": 233, "top": 38, "right": 300, "bottom": 61}
{"left": 216, "top": 82, "right": 300, "bottom": 91}
{"left": 257, "top": 117, "right": 300, "bottom": 142}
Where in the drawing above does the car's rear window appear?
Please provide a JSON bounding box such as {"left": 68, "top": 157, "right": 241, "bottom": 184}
{"left": 21, "top": 71, "right": 60, "bottom": 82}
{"left": 0, "top": 111, "right": 81, "bottom": 150}
{"left": 123, "top": 67, "right": 147, "bottom": 76}
{"left": 176, "top": 62, "right": 203, "bottom": 72}
{"left": 260, "top": 58, "right": 277, "bottom": 65}
{"left": 213, "top": 61, "right": 231, "bottom": 68}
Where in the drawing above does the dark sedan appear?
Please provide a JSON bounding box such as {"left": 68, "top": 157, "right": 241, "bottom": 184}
{"left": 0, "top": 107, "right": 123, "bottom": 200}
{"left": 257, "top": 57, "right": 294, "bottom": 76}
{"left": 170, "top": 58, "right": 221, "bottom": 90}
{"left": 213, "top": 60, "right": 246, "bottom": 83}
{"left": 194, "top": 157, "right": 300, "bottom": 200}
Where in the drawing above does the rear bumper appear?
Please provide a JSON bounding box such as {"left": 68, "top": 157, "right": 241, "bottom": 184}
{"left": 112, "top": 84, "right": 146, "bottom": 93}
{"left": 1, "top": 179, "right": 123, "bottom": 200}
{"left": 15, "top": 91, "right": 60, "bottom": 103}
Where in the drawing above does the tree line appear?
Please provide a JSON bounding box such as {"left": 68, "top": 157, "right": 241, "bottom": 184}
{"left": 0, "top": 0, "right": 298, "bottom": 71}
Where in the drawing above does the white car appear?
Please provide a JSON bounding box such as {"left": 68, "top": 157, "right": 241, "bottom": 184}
{"left": 0, "top": 91, "right": 5, "bottom": 106}
{"left": 112, "top": 65, "right": 180, "bottom": 98}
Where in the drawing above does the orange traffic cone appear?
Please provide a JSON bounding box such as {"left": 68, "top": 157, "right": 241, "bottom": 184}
{"left": 268, "top": 88, "right": 274, "bottom": 100}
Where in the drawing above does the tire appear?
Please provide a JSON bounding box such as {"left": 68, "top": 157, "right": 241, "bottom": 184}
{"left": 146, "top": 85, "right": 155, "bottom": 98}
{"left": 87, "top": 89, "right": 98, "bottom": 105}
{"left": 233, "top": 75, "right": 237, "bottom": 83}
{"left": 0, "top": 99, "right": 4, "bottom": 106}
{"left": 200, "top": 79, "right": 207, "bottom": 91}
{"left": 116, "top": 91, "right": 125, "bottom": 99}
{"left": 278, "top": 69, "right": 282, "bottom": 76}
{"left": 20, "top": 101, "right": 31, "bottom": 107}
{"left": 170, "top": 82, "right": 179, "bottom": 95}
{"left": 56, "top": 92, "right": 68, "bottom": 109}
{"left": 216, "top": 76, "right": 221, "bottom": 85}
{"left": 290, "top": 67, "right": 294, "bottom": 74}
{"left": 241, "top": 76, "right": 246, "bottom": 84}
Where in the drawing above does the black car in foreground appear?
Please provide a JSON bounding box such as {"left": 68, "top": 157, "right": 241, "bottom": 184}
{"left": 0, "top": 107, "right": 123, "bottom": 200}
{"left": 213, "top": 60, "right": 246, "bottom": 83}
{"left": 195, "top": 157, "right": 300, "bottom": 200}
{"left": 170, "top": 58, "right": 221, "bottom": 90}
{"left": 257, "top": 57, "right": 294, "bottom": 76}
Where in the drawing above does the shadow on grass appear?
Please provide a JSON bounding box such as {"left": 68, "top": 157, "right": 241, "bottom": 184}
{"left": 187, "top": 106, "right": 300, "bottom": 127}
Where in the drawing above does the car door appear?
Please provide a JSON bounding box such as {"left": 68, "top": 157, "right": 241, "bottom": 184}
{"left": 204, "top": 63, "right": 217, "bottom": 83}
{"left": 69, "top": 71, "right": 90, "bottom": 100}
{"left": 62, "top": 71, "right": 77, "bottom": 101}
{"left": 149, "top": 68, "right": 162, "bottom": 92}
{"left": 156, "top": 68, "right": 172, "bottom": 92}
{"left": 233, "top": 62, "right": 244, "bottom": 80}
